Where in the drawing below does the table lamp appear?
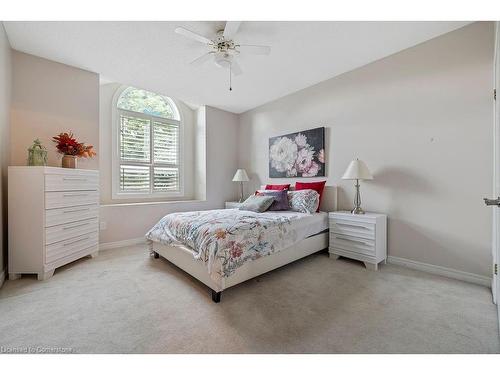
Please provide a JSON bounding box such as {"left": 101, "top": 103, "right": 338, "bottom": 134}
{"left": 232, "top": 169, "right": 249, "bottom": 202}
{"left": 342, "top": 158, "right": 373, "bottom": 214}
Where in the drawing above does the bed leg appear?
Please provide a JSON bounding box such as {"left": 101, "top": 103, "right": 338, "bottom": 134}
{"left": 153, "top": 251, "right": 159, "bottom": 259}
{"left": 211, "top": 290, "right": 221, "bottom": 303}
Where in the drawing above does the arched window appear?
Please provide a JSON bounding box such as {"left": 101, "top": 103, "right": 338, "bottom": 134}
{"left": 112, "top": 86, "right": 183, "bottom": 199}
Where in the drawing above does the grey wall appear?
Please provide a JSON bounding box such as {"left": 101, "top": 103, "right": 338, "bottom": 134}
{"left": 0, "top": 24, "right": 12, "bottom": 281}
{"left": 10, "top": 51, "right": 99, "bottom": 170}
{"left": 238, "top": 22, "right": 494, "bottom": 277}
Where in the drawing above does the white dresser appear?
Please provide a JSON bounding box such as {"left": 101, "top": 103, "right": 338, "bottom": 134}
{"left": 329, "top": 211, "right": 387, "bottom": 270}
{"left": 8, "top": 167, "right": 99, "bottom": 280}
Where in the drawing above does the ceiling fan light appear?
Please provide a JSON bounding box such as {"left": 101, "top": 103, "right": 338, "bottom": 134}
{"left": 214, "top": 53, "right": 232, "bottom": 69}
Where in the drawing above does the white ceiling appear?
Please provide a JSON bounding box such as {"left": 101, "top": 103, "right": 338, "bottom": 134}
{"left": 3, "top": 21, "right": 470, "bottom": 113}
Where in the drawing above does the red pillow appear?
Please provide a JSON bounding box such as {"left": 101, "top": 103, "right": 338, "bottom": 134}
{"left": 265, "top": 184, "right": 290, "bottom": 191}
{"left": 295, "top": 181, "right": 326, "bottom": 212}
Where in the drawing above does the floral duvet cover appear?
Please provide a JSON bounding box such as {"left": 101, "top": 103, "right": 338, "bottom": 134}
{"left": 145, "top": 209, "right": 310, "bottom": 282}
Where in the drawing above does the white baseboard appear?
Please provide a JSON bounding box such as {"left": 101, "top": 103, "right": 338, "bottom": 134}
{"left": 387, "top": 256, "right": 492, "bottom": 287}
{"left": 0, "top": 268, "right": 5, "bottom": 288}
{"left": 99, "top": 237, "right": 148, "bottom": 251}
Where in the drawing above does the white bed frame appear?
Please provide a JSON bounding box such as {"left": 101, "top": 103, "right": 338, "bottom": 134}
{"left": 150, "top": 231, "right": 328, "bottom": 302}
{"left": 151, "top": 185, "right": 337, "bottom": 302}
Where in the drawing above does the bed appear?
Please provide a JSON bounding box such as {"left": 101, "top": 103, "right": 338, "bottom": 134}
{"left": 146, "top": 186, "right": 337, "bottom": 302}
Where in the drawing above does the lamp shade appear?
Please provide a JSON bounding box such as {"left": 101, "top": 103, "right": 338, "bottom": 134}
{"left": 232, "top": 169, "right": 249, "bottom": 182}
{"left": 342, "top": 159, "right": 373, "bottom": 180}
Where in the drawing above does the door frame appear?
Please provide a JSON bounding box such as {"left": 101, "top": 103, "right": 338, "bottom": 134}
{"left": 493, "top": 22, "right": 499, "bottom": 323}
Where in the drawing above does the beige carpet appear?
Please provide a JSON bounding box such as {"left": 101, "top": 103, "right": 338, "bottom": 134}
{"left": 0, "top": 245, "right": 498, "bottom": 354}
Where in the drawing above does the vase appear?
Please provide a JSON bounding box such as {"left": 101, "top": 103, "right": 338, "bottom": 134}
{"left": 27, "top": 139, "right": 48, "bottom": 166}
{"left": 62, "top": 155, "right": 77, "bottom": 169}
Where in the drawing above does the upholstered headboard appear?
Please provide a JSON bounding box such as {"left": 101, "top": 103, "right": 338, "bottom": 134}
{"left": 259, "top": 184, "right": 337, "bottom": 212}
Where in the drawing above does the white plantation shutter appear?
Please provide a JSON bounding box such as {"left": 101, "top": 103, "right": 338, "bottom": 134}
{"left": 120, "top": 165, "right": 150, "bottom": 191}
{"left": 154, "top": 121, "right": 178, "bottom": 164}
{"left": 153, "top": 167, "right": 179, "bottom": 191}
{"left": 120, "top": 115, "right": 150, "bottom": 162}
{"left": 153, "top": 120, "right": 180, "bottom": 192}
{"left": 115, "top": 92, "right": 182, "bottom": 198}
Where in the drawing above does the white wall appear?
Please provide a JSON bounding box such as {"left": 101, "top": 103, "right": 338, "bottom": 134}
{"left": 239, "top": 22, "right": 494, "bottom": 277}
{"left": 194, "top": 106, "right": 207, "bottom": 200}
{"left": 10, "top": 51, "right": 99, "bottom": 170}
{"left": 0, "top": 24, "right": 12, "bottom": 280}
{"left": 99, "top": 105, "right": 239, "bottom": 243}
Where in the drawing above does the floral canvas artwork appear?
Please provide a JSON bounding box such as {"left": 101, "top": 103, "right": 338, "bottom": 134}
{"left": 269, "top": 127, "right": 325, "bottom": 178}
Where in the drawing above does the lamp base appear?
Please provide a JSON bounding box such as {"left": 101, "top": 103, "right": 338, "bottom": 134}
{"left": 238, "top": 181, "right": 244, "bottom": 202}
{"left": 351, "top": 207, "right": 365, "bottom": 215}
{"left": 351, "top": 179, "right": 365, "bottom": 214}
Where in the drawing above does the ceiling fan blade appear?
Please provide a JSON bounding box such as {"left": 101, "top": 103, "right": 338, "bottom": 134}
{"left": 237, "top": 44, "right": 271, "bottom": 56}
{"left": 175, "top": 27, "right": 213, "bottom": 45}
{"left": 231, "top": 60, "right": 243, "bottom": 76}
{"left": 189, "top": 52, "right": 214, "bottom": 66}
{"left": 223, "top": 21, "right": 241, "bottom": 39}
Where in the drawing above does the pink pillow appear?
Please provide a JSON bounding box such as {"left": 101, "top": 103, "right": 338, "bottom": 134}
{"left": 295, "top": 181, "right": 326, "bottom": 212}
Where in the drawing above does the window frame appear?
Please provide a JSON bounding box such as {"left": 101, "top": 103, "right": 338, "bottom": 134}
{"left": 111, "top": 86, "right": 184, "bottom": 200}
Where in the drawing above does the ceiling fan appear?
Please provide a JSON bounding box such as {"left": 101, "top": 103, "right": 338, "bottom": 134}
{"left": 175, "top": 21, "right": 271, "bottom": 90}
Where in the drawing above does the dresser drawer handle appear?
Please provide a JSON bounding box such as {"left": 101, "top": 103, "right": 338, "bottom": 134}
{"left": 63, "top": 193, "right": 89, "bottom": 197}
{"left": 63, "top": 177, "right": 88, "bottom": 181}
{"left": 62, "top": 222, "right": 90, "bottom": 230}
{"left": 334, "top": 235, "right": 372, "bottom": 246}
{"left": 63, "top": 207, "right": 90, "bottom": 214}
{"left": 63, "top": 236, "right": 90, "bottom": 246}
{"left": 335, "top": 222, "right": 372, "bottom": 230}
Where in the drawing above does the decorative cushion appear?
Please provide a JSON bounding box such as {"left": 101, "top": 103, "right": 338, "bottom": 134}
{"left": 295, "top": 181, "right": 326, "bottom": 212}
{"left": 265, "top": 184, "right": 291, "bottom": 191}
{"left": 255, "top": 189, "right": 290, "bottom": 211}
{"left": 287, "top": 189, "right": 320, "bottom": 214}
{"left": 238, "top": 195, "right": 275, "bottom": 213}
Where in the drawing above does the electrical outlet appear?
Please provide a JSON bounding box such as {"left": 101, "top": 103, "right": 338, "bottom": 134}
{"left": 99, "top": 221, "right": 107, "bottom": 230}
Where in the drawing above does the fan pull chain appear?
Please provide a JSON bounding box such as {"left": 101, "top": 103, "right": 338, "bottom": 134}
{"left": 229, "top": 64, "right": 232, "bottom": 91}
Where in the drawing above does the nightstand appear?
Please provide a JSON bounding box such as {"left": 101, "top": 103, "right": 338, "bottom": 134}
{"left": 225, "top": 201, "right": 242, "bottom": 209}
{"left": 329, "top": 211, "right": 387, "bottom": 270}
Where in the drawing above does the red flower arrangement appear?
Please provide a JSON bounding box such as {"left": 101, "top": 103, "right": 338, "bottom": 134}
{"left": 52, "top": 132, "right": 96, "bottom": 158}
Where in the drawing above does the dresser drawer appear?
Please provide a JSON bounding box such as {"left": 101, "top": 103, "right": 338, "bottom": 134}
{"left": 45, "top": 191, "right": 99, "bottom": 209}
{"left": 330, "top": 233, "right": 376, "bottom": 256}
{"left": 45, "top": 217, "right": 99, "bottom": 245}
{"left": 330, "top": 218, "right": 375, "bottom": 239}
{"left": 45, "top": 173, "right": 98, "bottom": 192}
{"left": 45, "top": 204, "right": 99, "bottom": 227}
{"left": 46, "top": 232, "right": 98, "bottom": 264}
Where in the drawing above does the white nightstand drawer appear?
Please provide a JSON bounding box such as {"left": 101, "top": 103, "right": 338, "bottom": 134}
{"left": 329, "top": 212, "right": 376, "bottom": 223}
{"left": 330, "top": 219, "right": 375, "bottom": 239}
{"left": 330, "top": 234, "right": 376, "bottom": 255}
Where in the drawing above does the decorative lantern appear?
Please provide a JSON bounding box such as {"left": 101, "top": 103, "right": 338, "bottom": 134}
{"left": 27, "top": 139, "right": 48, "bottom": 166}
